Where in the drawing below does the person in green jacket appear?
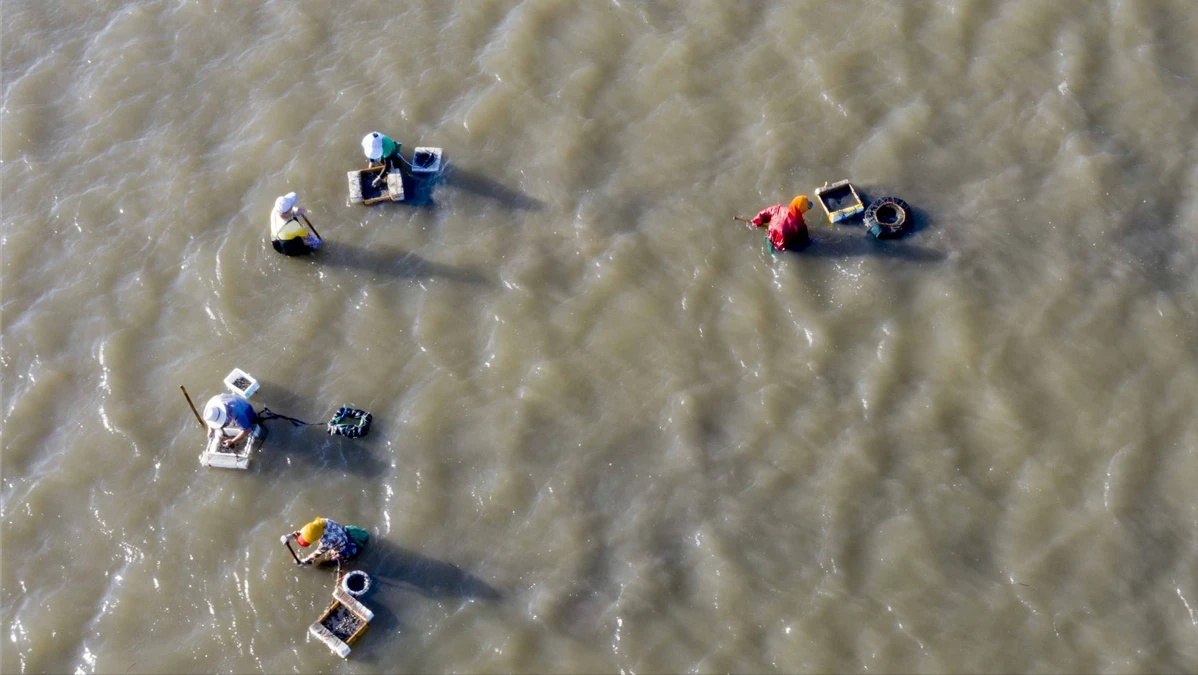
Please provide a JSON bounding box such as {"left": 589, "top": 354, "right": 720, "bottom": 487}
{"left": 361, "top": 131, "right": 402, "bottom": 171}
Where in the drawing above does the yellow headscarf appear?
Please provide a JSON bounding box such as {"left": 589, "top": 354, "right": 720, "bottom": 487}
{"left": 299, "top": 518, "right": 325, "bottom": 546}
{"left": 789, "top": 195, "right": 811, "bottom": 217}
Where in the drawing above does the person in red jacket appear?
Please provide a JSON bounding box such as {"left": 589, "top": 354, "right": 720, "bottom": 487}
{"left": 750, "top": 195, "right": 812, "bottom": 251}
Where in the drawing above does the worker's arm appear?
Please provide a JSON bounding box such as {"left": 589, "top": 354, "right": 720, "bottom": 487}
{"left": 221, "top": 427, "right": 250, "bottom": 448}
{"left": 299, "top": 541, "right": 329, "bottom": 565}
{"left": 751, "top": 207, "right": 775, "bottom": 227}
{"left": 284, "top": 530, "right": 312, "bottom": 564}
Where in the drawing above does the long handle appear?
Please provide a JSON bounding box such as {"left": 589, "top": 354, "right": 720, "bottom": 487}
{"left": 180, "top": 385, "right": 205, "bottom": 429}
{"left": 300, "top": 214, "right": 322, "bottom": 240}
{"left": 281, "top": 535, "right": 302, "bottom": 564}
{"left": 733, "top": 216, "right": 752, "bottom": 223}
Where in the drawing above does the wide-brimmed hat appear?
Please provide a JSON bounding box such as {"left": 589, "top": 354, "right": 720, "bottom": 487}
{"left": 362, "top": 132, "right": 384, "bottom": 160}
{"left": 203, "top": 400, "right": 227, "bottom": 428}
{"left": 275, "top": 192, "right": 297, "bottom": 214}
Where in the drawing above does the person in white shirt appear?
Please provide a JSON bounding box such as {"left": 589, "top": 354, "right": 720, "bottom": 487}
{"left": 269, "top": 192, "right": 322, "bottom": 256}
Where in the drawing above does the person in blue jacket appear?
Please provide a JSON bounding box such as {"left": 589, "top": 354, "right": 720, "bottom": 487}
{"left": 203, "top": 393, "right": 256, "bottom": 448}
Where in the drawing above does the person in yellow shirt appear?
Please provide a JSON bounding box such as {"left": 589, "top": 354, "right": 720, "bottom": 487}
{"left": 269, "top": 192, "right": 322, "bottom": 256}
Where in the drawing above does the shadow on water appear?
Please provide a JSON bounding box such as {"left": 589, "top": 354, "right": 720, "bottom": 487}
{"left": 327, "top": 539, "right": 502, "bottom": 660}
{"left": 801, "top": 235, "right": 947, "bottom": 262}
{"left": 369, "top": 161, "right": 543, "bottom": 210}
{"left": 317, "top": 241, "right": 488, "bottom": 284}
{"left": 802, "top": 206, "right": 943, "bottom": 262}
{"left": 251, "top": 403, "right": 388, "bottom": 480}
{"left": 359, "top": 539, "right": 502, "bottom": 601}
{"left": 396, "top": 169, "right": 439, "bottom": 207}
{"left": 441, "top": 164, "right": 544, "bottom": 211}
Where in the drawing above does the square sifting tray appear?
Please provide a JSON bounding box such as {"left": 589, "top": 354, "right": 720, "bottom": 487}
{"left": 347, "top": 166, "right": 404, "bottom": 205}
{"left": 200, "top": 424, "right": 264, "bottom": 470}
{"left": 814, "top": 180, "right": 865, "bottom": 224}
{"left": 309, "top": 587, "right": 374, "bottom": 658}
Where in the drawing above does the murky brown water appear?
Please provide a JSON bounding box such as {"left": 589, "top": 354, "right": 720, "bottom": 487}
{"left": 4, "top": 0, "right": 1198, "bottom": 672}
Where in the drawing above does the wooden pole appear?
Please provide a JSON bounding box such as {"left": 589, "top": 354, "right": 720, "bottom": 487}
{"left": 300, "top": 214, "right": 322, "bottom": 240}
{"left": 281, "top": 535, "right": 302, "bottom": 565}
{"left": 180, "top": 385, "right": 204, "bottom": 429}
{"left": 733, "top": 216, "right": 752, "bottom": 223}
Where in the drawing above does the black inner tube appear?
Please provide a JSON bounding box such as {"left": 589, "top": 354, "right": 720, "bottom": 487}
{"left": 876, "top": 204, "right": 899, "bottom": 225}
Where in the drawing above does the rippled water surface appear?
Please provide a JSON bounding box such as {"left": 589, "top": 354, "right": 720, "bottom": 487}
{"left": 4, "top": 1, "right": 1198, "bottom": 673}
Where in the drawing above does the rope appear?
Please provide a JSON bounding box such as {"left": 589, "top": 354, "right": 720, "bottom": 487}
{"left": 256, "top": 404, "right": 372, "bottom": 439}
{"left": 257, "top": 407, "right": 321, "bottom": 428}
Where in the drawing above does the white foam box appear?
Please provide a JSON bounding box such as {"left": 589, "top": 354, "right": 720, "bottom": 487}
{"left": 223, "top": 368, "right": 259, "bottom": 398}
{"left": 410, "top": 147, "right": 442, "bottom": 174}
{"left": 385, "top": 169, "right": 404, "bottom": 201}
{"left": 200, "top": 424, "right": 263, "bottom": 470}
{"left": 309, "top": 586, "right": 374, "bottom": 658}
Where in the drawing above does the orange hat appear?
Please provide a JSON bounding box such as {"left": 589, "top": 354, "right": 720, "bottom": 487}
{"left": 789, "top": 195, "right": 810, "bottom": 217}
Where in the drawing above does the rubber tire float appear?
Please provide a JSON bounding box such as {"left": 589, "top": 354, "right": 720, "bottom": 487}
{"left": 864, "top": 197, "right": 911, "bottom": 239}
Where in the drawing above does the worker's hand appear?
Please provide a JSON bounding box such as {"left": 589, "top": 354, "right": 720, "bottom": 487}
{"left": 300, "top": 558, "right": 314, "bottom": 566}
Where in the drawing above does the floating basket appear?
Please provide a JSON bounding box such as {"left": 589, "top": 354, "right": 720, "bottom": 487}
{"left": 864, "top": 196, "right": 912, "bottom": 239}
{"left": 328, "top": 406, "right": 372, "bottom": 439}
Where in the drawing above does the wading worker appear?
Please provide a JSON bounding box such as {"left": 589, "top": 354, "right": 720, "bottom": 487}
{"left": 285, "top": 518, "right": 370, "bottom": 566}
{"left": 750, "top": 195, "right": 812, "bottom": 251}
{"left": 361, "top": 131, "right": 402, "bottom": 172}
{"left": 269, "top": 191, "right": 322, "bottom": 256}
{"left": 203, "top": 392, "right": 256, "bottom": 448}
